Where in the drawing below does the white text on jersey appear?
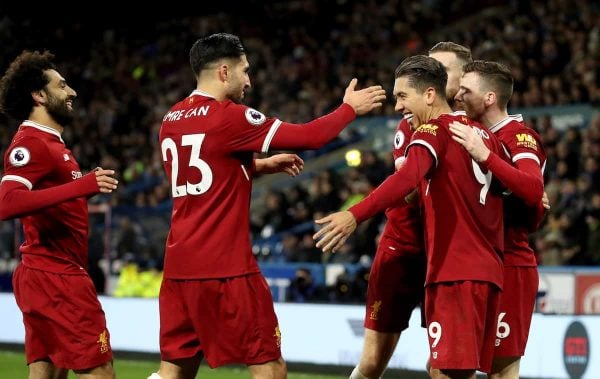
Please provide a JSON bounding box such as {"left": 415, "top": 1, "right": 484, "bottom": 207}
{"left": 163, "top": 106, "right": 210, "bottom": 122}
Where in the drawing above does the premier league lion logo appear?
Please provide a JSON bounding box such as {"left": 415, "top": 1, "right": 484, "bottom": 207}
{"left": 9, "top": 147, "right": 30, "bottom": 167}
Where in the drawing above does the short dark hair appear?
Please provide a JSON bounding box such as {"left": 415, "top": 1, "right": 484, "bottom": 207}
{"left": 189, "top": 33, "right": 246, "bottom": 76}
{"left": 463, "top": 60, "right": 514, "bottom": 109}
{"left": 429, "top": 41, "right": 473, "bottom": 65}
{"left": 395, "top": 55, "right": 447, "bottom": 97}
{"left": 0, "top": 50, "right": 56, "bottom": 121}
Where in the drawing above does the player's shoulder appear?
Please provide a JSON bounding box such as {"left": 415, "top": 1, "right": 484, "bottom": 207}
{"left": 396, "top": 115, "right": 413, "bottom": 132}
{"left": 492, "top": 114, "right": 542, "bottom": 139}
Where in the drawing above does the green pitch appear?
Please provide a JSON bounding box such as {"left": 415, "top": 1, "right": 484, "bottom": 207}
{"left": 0, "top": 351, "right": 346, "bottom": 379}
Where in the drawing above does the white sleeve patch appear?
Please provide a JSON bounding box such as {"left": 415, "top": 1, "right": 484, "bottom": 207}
{"left": 245, "top": 108, "right": 266, "bottom": 126}
{"left": 9, "top": 147, "right": 31, "bottom": 167}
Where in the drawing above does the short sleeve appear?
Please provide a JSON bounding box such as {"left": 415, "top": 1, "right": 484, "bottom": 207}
{"left": 502, "top": 127, "right": 545, "bottom": 168}
{"left": 2, "top": 137, "right": 55, "bottom": 189}
{"left": 223, "top": 103, "right": 282, "bottom": 153}
{"left": 406, "top": 120, "right": 448, "bottom": 167}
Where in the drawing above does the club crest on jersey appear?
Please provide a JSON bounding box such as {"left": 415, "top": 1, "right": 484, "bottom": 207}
{"left": 394, "top": 131, "right": 405, "bottom": 149}
{"left": 9, "top": 147, "right": 30, "bottom": 167}
{"left": 245, "top": 108, "right": 266, "bottom": 126}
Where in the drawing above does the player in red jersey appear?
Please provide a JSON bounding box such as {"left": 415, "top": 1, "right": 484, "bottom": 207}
{"left": 314, "top": 55, "right": 506, "bottom": 379}
{"left": 451, "top": 61, "right": 546, "bottom": 379}
{"left": 350, "top": 42, "right": 474, "bottom": 379}
{"left": 349, "top": 115, "right": 425, "bottom": 379}
{"left": 429, "top": 42, "right": 473, "bottom": 111}
{"left": 148, "top": 33, "right": 385, "bottom": 379}
{"left": 0, "top": 51, "right": 119, "bottom": 378}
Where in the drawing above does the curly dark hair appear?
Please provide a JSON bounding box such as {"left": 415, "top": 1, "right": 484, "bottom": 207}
{"left": 0, "top": 50, "right": 56, "bottom": 121}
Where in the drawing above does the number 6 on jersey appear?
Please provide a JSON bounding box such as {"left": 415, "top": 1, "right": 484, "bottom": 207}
{"left": 161, "top": 134, "right": 213, "bottom": 197}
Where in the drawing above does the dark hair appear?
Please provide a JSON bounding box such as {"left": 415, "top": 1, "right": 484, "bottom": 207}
{"left": 0, "top": 50, "right": 56, "bottom": 121}
{"left": 189, "top": 33, "right": 246, "bottom": 76}
{"left": 463, "top": 60, "right": 514, "bottom": 108}
{"left": 429, "top": 41, "right": 473, "bottom": 65}
{"left": 395, "top": 55, "right": 447, "bottom": 97}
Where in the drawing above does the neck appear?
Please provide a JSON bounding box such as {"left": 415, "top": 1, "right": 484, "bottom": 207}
{"left": 28, "top": 108, "right": 64, "bottom": 134}
{"left": 428, "top": 100, "right": 453, "bottom": 121}
{"left": 480, "top": 107, "right": 508, "bottom": 128}
{"left": 197, "top": 77, "right": 226, "bottom": 101}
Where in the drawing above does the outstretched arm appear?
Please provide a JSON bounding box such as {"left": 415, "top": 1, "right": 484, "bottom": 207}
{"left": 269, "top": 79, "right": 386, "bottom": 150}
{"left": 0, "top": 169, "right": 118, "bottom": 220}
{"left": 313, "top": 146, "right": 434, "bottom": 252}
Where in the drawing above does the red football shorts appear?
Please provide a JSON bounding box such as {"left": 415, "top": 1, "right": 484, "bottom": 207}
{"left": 364, "top": 240, "right": 425, "bottom": 333}
{"left": 494, "top": 266, "right": 538, "bottom": 357}
{"left": 12, "top": 264, "right": 112, "bottom": 370}
{"left": 159, "top": 273, "right": 281, "bottom": 368}
{"left": 425, "top": 281, "right": 500, "bottom": 373}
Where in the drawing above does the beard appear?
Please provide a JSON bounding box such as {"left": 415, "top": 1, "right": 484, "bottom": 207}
{"left": 46, "top": 92, "right": 75, "bottom": 126}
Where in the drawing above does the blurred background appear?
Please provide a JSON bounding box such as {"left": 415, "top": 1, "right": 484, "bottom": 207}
{"left": 0, "top": 0, "right": 598, "bottom": 309}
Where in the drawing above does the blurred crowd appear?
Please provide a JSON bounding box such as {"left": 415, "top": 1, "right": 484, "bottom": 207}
{"left": 0, "top": 0, "right": 598, "bottom": 300}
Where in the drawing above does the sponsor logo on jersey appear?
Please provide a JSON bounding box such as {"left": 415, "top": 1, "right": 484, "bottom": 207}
{"left": 245, "top": 108, "right": 266, "bottom": 126}
{"left": 394, "top": 131, "right": 405, "bottom": 149}
{"left": 97, "top": 329, "right": 110, "bottom": 354}
{"left": 369, "top": 300, "right": 382, "bottom": 320}
{"left": 563, "top": 321, "right": 589, "bottom": 378}
{"left": 63, "top": 153, "right": 70, "bottom": 161}
{"left": 416, "top": 124, "right": 438, "bottom": 136}
{"left": 515, "top": 133, "right": 538, "bottom": 150}
{"left": 9, "top": 147, "right": 30, "bottom": 167}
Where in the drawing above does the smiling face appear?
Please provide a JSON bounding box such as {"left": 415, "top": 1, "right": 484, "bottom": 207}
{"left": 42, "top": 69, "right": 77, "bottom": 125}
{"left": 225, "top": 55, "right": 251, "bottom": 104}
{"left": 393, "top": 76, "right": 428, "bottom": 130}
{"left": 455, "top": 71, "right": 487, "bottom": 121}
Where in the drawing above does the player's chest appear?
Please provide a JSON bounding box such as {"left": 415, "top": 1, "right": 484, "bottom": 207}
{"left": 51, "top": 145, "right": 83, "bottom": 183}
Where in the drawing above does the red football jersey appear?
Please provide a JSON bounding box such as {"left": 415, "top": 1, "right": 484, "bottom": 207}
{"left": 491, "top": 115, "right": 546, "bottom": 267}
{"left": 407, "top": 112, "right": 505, "bottom": 287}
{"left": 381, "top": 116, "right": 422, "bottom": 254}
{"left": 159, "top": 90, "right": 354, "bottom": 279}
{"left": 2, "top": 121, "right": 89, "bottom": 274}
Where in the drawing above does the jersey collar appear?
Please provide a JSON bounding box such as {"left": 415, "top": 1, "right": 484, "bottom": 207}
{"left": 490, "top": 114, "right": 523, "bottom": 133}
{"left": 22, "top": 120, "right": 64, "bottom": 143}
{"left": 190, "top": 89, "right": 215, "bottom": 99}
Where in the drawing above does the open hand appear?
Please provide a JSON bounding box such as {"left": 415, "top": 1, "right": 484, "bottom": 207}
{"left": 343, "top": 78, "right": 387, "bottom": 116}
{"left": 313, "top": 211, "right": 357, "bottom": 253}
{"left": 449, "top": 121, "right": 490, "bottom": 162}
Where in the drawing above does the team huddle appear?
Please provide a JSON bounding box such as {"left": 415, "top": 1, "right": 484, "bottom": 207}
{"left": 0, "top": 33, "right": 546, "bottom": 379}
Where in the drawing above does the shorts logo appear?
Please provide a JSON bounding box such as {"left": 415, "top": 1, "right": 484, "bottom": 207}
{"left": 274, "top": 326, "right": 281, "bottom": 348}
{"left": 9, "top": 147, "right": 30, "bottom": 167}
{"left": 245, "top": 108, "right": 266, "bottom": 126}
{"left": 369, "top": 300, "right": 382, "bottom": 320}
{"left": 97, "top": 329, "right": 110, "bottom": 354}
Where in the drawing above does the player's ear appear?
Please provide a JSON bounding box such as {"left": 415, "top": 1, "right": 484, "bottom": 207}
{"left": 217, "top": 63, "right": 229, "bottom": 83}
{"left": 31, "top": 90, "right": 46, "bottom": 106}
{"left": 485, "top": 91, "right": 496, "bottom": 107}
{"left": 424, "top": 86, "right": 436, "bottom": 105}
